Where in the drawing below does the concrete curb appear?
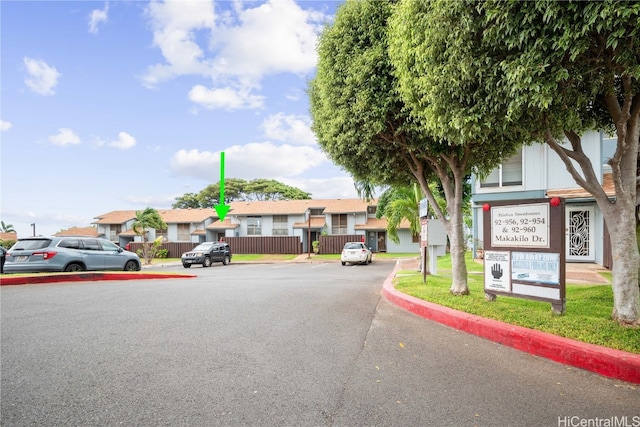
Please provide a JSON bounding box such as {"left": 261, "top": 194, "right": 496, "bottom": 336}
{"left": 382, "top": 261, "right": 640, "bottom": 384}
{"left": 0, "top": 271, "right": 195, "bottom": 286}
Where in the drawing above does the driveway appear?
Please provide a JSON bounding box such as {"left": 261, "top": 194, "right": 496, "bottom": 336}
{"left": 1, "top": 261, "right": 638, "bottom": 426}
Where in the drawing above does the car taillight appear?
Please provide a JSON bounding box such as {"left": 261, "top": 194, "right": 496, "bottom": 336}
{"left": 32, "top": 251, "right": 57, "bottom": 259}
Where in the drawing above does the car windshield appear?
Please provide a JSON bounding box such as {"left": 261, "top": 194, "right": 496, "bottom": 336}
{"left": 12, "top": 239, "right": 52, "bottom": 250}
{"left": 192, "top": 243, "right": 213, "bottom": 251}
{"left": 344, "top": 243, "right": 363, "bottom": 250}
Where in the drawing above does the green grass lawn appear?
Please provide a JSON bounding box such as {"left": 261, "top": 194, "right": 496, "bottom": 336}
{"left": 394, "top": 253, "right": 639, "bottom": 354}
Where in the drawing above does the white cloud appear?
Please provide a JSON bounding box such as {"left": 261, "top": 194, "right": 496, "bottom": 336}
{"left": 261, "top": 113, "right": 316, "bottom": 146}
{"left": 141, "top": 0, "right": 216, "bottom": 87}
{"left": 24, "top": 57, "right": 61, "bottom": 96}
{"left": 88, "top": 2, "right": 109, "bottom": 34}
{"left": 188, "top": 84, "right": 264, "bottom": 110}
{"left": 211, "top": 0, "right": 324, "bottom": 78}
{"left": 109, "top": 132, "right": 136, "bottom": 150}
{"left": 169, "top": 142, "right": 327, "bottom": 181}
{"left": 48, "top": 128, "right": 81, "bottom": 147}
{"left": 142, "top": 0, "right": 329, "bottom": 110}
{"left": 1, "top": 120, "right": 12, "bottom": 131}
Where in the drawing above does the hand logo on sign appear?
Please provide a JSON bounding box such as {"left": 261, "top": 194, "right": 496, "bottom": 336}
{"left": 491, "top": 263, "right": 503, "bottom": 279}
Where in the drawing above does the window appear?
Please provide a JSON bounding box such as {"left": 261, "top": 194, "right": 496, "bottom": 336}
{"left": 177, "top": 224, "right": 190, "bottom": 241}
{"left": 309, "top": 208, "right": 324, "bottom": 216}
{"left": 602, "top": 136, "right": 617, "bottom": 170}
{"left": 367, "top": 206, "right": 377, "bottom": 215}
{"left": 331, "top": 214, "right": 348, "bottom": 235}
{"left": 59, "top": 239, "right": 81, "bottom": 250}
{"left": 247, "top": 216, "right": 262, "bottom": 235}
{"left": 101, "top": 240, "right": 120, "bottom": 252}
{"left": 109, "top": 225, "right": 121, "bottom": 241}
{"left": 480, "top": 149, "right": 523, "bottom": 188}
{"left": 156, "top": 227, "right": 168, "bottom": 241}
{"left": 82, "top": 239, "right": 101, "bottom": 251}
{"left": 273, "top": 215, "right": 288, "bottom": 236}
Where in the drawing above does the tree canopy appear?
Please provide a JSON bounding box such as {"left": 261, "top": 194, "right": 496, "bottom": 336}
{"left": 476, "top": 0, "right": 639, "bottom": 324}
{"left": 172, "top": 178, "right": 311, "bottom": 209}
{"left": 310, "top": 0, "right": 527, "bottom": 294}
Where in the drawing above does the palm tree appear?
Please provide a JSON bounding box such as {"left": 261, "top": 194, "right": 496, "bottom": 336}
{"left": 132, "top": 208, "right": 167, "bottom": 264}
{"left": 377, "top": 184, "right": 422, "bottom": 244}
{"left": 0, "top": 221, "right": 16, "bottom": 233}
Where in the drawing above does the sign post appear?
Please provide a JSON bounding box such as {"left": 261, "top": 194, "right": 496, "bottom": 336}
{"left": 482, "top": 198, "right": 566, "bottom": 314}
{"left": 419, "top": 198, "right": 429, "bottom": 284}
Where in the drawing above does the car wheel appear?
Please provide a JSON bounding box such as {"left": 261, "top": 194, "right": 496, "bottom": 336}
{"left": 124, "top": 260, "right": 139, "bottom": 271}
{"left": 203, "top": 256, "right": 212, "bottom": 267}
{"left": 183, "top": 263, "right": 191, "bottom": 268}
{"left": 368, "top": 257, "right": 372, "bottom": 264}
{"left": 341, "top": 261, "right": 346, "bottom": 266}
{"left": 64, "top": 263, "right": 85, "bottom": 272}
{"left": 223, "top": 255, "right": 230, "bottom": 265}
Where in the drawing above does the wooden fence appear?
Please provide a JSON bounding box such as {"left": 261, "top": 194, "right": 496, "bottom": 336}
{"left": 318, "top": 235, "right": 362, "bottom": 254}
{"left": 129, "top": 237, "right": 301, "bottom": 257}
{"left": 223, "top": 236, "right": 301, "bottom": 254}
{"left": 128, "top": 235, "right": 363, "bottom": 257}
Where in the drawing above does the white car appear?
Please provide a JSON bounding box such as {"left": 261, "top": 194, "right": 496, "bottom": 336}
{"left": 340, "top": 242, "right": 372, "bottom": 266}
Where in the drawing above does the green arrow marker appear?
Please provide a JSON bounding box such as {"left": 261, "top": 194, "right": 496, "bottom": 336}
{"left": 214, "top": 151, "right": 230, "bottom": 221}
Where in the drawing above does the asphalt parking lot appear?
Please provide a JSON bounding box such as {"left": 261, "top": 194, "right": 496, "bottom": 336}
{"left": 2, "top": 261, "right": 638, "bottom": 426}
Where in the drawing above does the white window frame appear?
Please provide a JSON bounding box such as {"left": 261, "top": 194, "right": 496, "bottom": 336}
{"left": 177, "top": 224, "right": 191, "bottom": 241}
{"left": 247, "top": 216, "right": 262, "bottom": 236}
{"left": 272, "top": 215, "right": 288, "bottom": 236}
{"left": 479, "top": 149, "right": 523, "bottom": 190}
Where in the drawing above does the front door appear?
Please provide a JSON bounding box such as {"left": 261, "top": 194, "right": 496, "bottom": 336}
{"left": 377, "top": 232, "right": 387, "bottom": 252}
{"left": 367, "top": 232, "right": 377, "bottom": 251}
{"left": 566, "top": 205, "right": 596, "bottom": 262}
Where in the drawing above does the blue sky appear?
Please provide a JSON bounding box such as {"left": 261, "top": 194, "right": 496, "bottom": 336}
{"left": 1, "top": 0, "right": 359, "bottom": 238}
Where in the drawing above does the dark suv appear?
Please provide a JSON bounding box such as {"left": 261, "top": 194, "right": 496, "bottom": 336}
{"left": 181, "top": 242, "right": 231, "bottom": 268}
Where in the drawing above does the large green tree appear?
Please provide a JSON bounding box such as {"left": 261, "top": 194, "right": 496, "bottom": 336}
{"left": 173, "top": 178, "right": 311, "bottom": 209}
{"left": 310, "top": 0, "right": 526, "bottom": 294}
{"left": 477, "top": 0, "right": 639, "bottom": 325}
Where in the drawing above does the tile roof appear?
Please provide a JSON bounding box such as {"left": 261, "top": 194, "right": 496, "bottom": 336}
{"left": 292, "top": 217, "right": 327, "bottom": 229}
{"left": 53, "top": 227, "right": 99, "bottom": 237}
{"left": 227, "top": 198, "right": 375, "bottom": 216}
{"left": 93, "top": 209, "right": 216, "bottom": 224}
{"left": 93, "top": 210, "right": 137, "bottom": 224}
{"left": 155, "top": 208, "right": 217, "bottom": 223}
{"left": 354, "top": 218, "right": 412, "bottom": 230}
{"left": 546, "top": 173, "right": 615, "bottom": 199}
{"left": 207, "top": 219, "right": 240, "bottom": 230}
{"left": 92, "top": 199, "right": 377, "bottom": 225}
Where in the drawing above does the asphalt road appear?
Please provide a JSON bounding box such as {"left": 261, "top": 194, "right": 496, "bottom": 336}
{"left": 1, "top": 261, "right": 638, "bottom": 426}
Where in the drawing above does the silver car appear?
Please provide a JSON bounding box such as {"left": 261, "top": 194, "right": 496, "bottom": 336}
{"left": 340, "top": 242, "right": 373, "bottom": 266}
{"left": 4, "top": 236, "right": 141, "bottom": 273}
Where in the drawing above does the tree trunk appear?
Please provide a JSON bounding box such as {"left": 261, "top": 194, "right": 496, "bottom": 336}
{"left": 602, "top": 193, "right": 640, "bottom": 325}
{"left": 447, "top": 204, "right": 469, "bottom": 295}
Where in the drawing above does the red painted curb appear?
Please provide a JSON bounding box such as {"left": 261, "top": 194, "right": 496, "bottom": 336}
{"left": 0, "top": 272, "right": 195, "bottom": 286}
{"left": 382, "top": 262, "right": 640, "bottom": 384}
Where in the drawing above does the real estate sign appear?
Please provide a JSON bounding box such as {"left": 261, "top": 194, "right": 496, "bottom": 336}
{"left": 482, "top": 198, "right": 566, "bottom": 314}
